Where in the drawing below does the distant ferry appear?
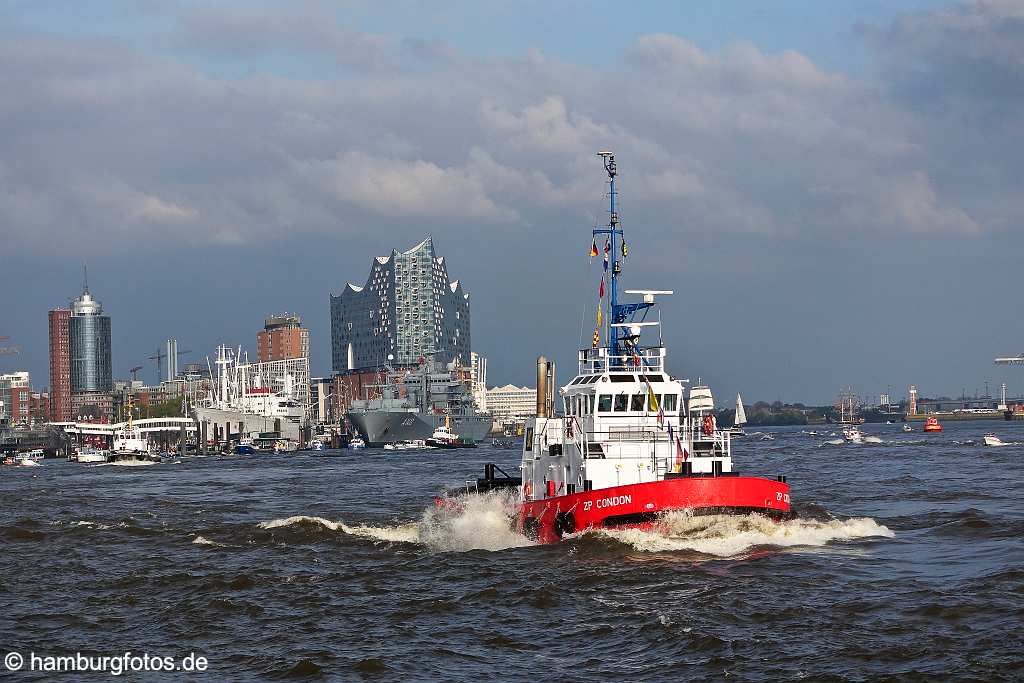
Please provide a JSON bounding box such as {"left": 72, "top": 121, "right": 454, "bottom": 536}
{"left": 347, "top": 358, "right": 491, "bottom": 447}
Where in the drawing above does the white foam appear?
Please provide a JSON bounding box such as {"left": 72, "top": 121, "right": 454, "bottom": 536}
{"left": 192, "top": 535, "right": 218, "bottom": 546}
{"left": 110, "top": 459, "right": 155, "bottom": 466}
{"left": 417, "top": 491, "right": 533, "bottom": 552}
{"left": 256, "top": 491, "right": 532, "bottom": 553}
{"left": 578, "top": 511, "right": 894, "bottom": 557}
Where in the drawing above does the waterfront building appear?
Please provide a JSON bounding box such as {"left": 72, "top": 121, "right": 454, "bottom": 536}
{"left": 258, "top": 314, "right": 309, "bottom": 362}
{"left": 310, "top": 376, "right": 333, "bottom": 424}
{"left": 29, "top": 391, "right": 50, "bottom": 424}
{"left": 330, "top": 237, "right": 471, "bottom": 372}
{"left": 470, "top": 352, "right": 488, "bottom": 412}
{"left": 0, "top": 372, "right": 31, "bottom": 425}
{"left": 486, "top": 384, "right": 538, "bottom": 424}
{"left": 48, "top": 308, "right": 72, "bottom": 422}
{"left": 69, "top": 286, "right": 112, "bottom": 394}
{"left": 70, "top": 392, "right": 114, "bottom": 422}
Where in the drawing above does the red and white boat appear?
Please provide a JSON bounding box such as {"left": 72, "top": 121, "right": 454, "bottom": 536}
{"left": 446, "top": 152, "right": 793, "bottom": 544}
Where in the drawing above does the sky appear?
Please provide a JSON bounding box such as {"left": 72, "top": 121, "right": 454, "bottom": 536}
{"left": 2, "top": 0, "right": 1023, "bottom": 405}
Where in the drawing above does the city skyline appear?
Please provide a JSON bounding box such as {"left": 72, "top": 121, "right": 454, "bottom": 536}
{"left": 3, "top": 1, "right": 1023, "bottom": 404}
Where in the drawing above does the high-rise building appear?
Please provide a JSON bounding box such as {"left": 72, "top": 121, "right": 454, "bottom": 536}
{"left": 69, "top": 286, "right": 113, "bottom": 393}
{"left": 48, "top": 307, "right": 72, "bottom": 422}
{"left": 257, "top": 314, "right": 309, "bottom": 362}
{"left": 330, "top": 237, "right": 470, "bottom": 372}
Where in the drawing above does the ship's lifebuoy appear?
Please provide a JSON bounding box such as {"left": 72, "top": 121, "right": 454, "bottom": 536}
{"left": 702, "top": 415, "right": 716, "bottom": 436}
{"left": 523, "top": 481, "right": 533, "bottom": 498}
{"left": 553, "top": 511, "right": 576, "bottom": 538}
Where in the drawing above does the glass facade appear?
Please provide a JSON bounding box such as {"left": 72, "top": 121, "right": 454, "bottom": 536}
{"left": 331, "top": 237, "right": 471, "bottom": 372}
{"left": 70, "top": 303, "right": 112, "bottom": 393}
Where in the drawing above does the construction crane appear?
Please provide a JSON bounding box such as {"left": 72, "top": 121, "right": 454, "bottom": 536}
{"left": 149, "top": 347, "right": 193, "bottom": 384}
{"left": 0, "top": 335, "right": 21, "bottom": 356}
{"left": 129, "top": 365, "right": 144, "bottom": 382}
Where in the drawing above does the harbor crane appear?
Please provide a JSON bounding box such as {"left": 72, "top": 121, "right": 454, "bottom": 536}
{"left": 149, "top": 347, "right": 192, "bottom": 384}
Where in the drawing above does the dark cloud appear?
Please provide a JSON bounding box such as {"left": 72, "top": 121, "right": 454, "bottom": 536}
{"left": 3, "top": 1, "right": 1023, "bottom": 402}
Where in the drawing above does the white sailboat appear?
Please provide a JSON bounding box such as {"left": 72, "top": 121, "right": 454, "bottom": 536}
{"left": 728, "top": 394, "right": 747, "bottom": 436}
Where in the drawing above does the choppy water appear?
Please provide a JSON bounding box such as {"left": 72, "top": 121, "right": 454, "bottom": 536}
{"left": 2, "top": 421, "right": 1022, "bottom": 681}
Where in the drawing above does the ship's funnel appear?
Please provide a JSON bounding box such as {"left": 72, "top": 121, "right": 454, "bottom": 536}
{"left": 536, "top": 356, "right": 556, "bottom": 417}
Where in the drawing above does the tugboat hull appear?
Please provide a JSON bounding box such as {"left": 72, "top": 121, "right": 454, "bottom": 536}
{"left": 516, "top": 475, "right": 792, "bottom": 544}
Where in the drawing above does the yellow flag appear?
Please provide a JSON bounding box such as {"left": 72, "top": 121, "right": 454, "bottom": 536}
{"left": 596, "top": 303, "right": 602, "bottom": 326}
{"left": 648, "top": 388, "right": 659, "bottom": 412}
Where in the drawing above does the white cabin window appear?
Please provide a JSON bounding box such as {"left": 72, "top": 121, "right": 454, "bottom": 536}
{"left": 598, "top": 395, "right": 612, "bottom": 412}
{"left": 630, "top": 394, "right": 645, "bottom": 412}
{"left": 664, "top": 394, "right": 678, "bottom": 412}
{"left": 614, "top": 395, "right": 628, "bottom": 412}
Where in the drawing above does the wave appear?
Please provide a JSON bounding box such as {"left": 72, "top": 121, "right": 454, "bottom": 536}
{"left": 257, "top": 491, "right": 532, "bottom": 553}
{"left": 573, "top": 511, "right": 894, "bottom": 557}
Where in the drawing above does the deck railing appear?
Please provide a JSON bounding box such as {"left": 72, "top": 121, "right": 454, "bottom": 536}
{"left": 578, "top": 346, "right": 665, "bottom": 374}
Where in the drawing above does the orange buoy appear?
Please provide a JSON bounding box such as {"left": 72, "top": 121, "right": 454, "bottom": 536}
{"left": 922, "top": 416, "right": 943, "bottom": 432}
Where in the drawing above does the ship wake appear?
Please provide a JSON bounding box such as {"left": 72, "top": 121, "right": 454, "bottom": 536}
{"left": 257, "top": 491, "right": 532, "bottom": 553}
{"left": 575, "top": 510, "right": 894, "bottom": 557}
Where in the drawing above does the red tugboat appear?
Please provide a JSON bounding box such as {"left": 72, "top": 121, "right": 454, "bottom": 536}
{"left": 453, "top": 152, "right": 793, "bottom": 544}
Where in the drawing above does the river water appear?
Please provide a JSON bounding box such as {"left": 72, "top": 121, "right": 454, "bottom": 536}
{"left": 2, "top": 421, "right": 1022, "bottom": 681}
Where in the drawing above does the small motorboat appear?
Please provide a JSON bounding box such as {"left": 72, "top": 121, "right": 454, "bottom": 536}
{"left": 348, "top": 437, "right": 366, "bottom": 450}
{"left": 843, "top": 426, "right": 864, "bottom": 444}
{"left": 491, "top": 438, "right": 516, "bottom": 449}
{"left": 234, "top": 444, "right": 256, "bottom": 455}
{"left": 922, "top": 417, "right": 943, "bottom": 433}
{"left": 757, "top": 432, "right": 775, "bottom": 442}
{"left": 425, "top": 424, "right": 476, "bottom": 449}
{"left": 308, "top": 440, "right": 326, "bottom": 451}
{"left": 76, "top": 447, "right": 110, "bottom": 464}
{"left": 902, "top": 424, "right": 913, "bottom": 432}
{"left": 983, "top": 433, "right": 1007, "bottom": 447}
{"left": 384, "top": 439, "right": 432, "bottom": 451}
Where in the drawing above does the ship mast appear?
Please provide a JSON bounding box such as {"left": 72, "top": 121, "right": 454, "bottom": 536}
{"left": 594, "top": 151, "right": 622, "bottom": 358}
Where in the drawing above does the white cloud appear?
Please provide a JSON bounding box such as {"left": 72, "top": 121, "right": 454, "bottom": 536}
{"left": 1, "top": 2, "right": 1019, "bottom": 253}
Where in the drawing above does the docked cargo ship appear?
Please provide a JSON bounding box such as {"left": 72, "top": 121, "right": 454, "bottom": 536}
{"left": 346, "top": 359, "right": 491, "bottom": 446}
{"left": 447, "top": 151, "right": 792, "bottom": 543}
{"left": 194, "top": 345, "right": 305, "bottom": 442}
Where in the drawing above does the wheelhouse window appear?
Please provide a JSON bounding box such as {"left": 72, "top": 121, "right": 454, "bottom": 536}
{"left": 648, "top": 394, "right": 662, "bottom": 412}
{"left": 614, "top": 394, "right": 628, "bottom": 412}
{"left": 630, "top": 394, "right": 645, "bottom": 411}
{"left": 598, "top": 395, "right": 612, "bottom": 412}
{"left": 663, "top": 394, "right": 678, "bottom": 412}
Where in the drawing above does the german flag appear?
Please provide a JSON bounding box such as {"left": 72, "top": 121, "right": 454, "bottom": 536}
{"left": 589, "top": 239, "right": 599, "bottom": 258}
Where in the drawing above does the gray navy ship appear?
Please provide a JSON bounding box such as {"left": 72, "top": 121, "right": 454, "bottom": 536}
{"left": 346, "top": 360, "right": 492, "bottom": 446}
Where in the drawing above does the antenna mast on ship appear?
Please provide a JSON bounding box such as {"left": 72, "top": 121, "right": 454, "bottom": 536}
{"left": 595, "top": 151, "right": 622, "bottom": 357}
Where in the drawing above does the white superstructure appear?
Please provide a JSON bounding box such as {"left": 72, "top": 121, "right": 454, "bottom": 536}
{"left": 195, "top": 345, "right": 306, "bottom": 440}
